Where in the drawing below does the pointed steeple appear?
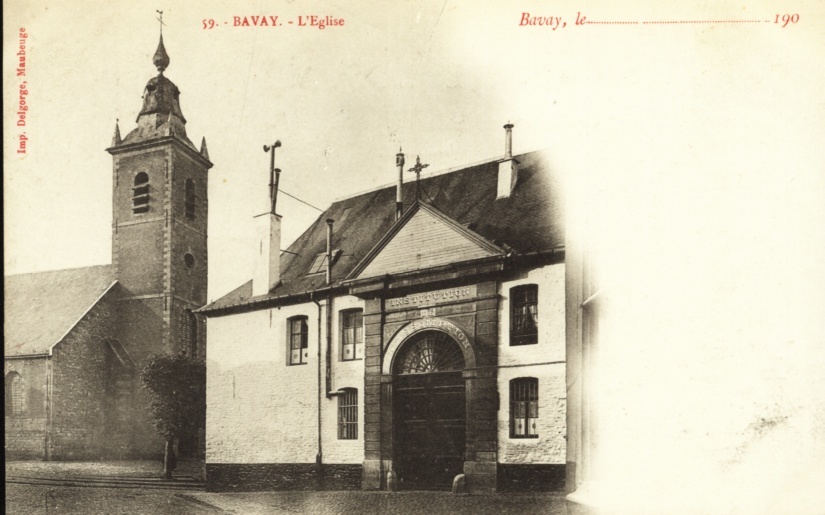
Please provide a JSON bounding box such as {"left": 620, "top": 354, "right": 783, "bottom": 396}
{"left": 111, "top": 120, "right": 122, "bottom": 146}
{"left": 200, "top": 137, "right": 210, "bottom": 160}
{"left": 153, "top": 34, "right": 170, "bottom": 73}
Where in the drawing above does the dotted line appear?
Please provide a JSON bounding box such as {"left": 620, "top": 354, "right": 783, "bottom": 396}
{"left": 640, "top": 20, "right": 767, "bottom": 24}
{"left": 582, "top": 19, "right": 770, "bottom": 25}
{"left": 586, "top": 21, "right": 639, "bottom": 25}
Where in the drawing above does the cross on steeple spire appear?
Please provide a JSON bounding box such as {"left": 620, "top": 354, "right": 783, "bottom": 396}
{"left": 156, "top": 10, "right": 165, "bottom": 34}
{"left": 153, "top": 11, "right": 170, "bottom": 73}
{"left": 407, "top": 155, "right": 429, "bottom": 201}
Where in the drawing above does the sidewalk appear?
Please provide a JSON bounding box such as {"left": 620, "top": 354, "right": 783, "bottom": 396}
{"left": 178, "top": 490, "right": 567, "bottom": 515}
{"left": 6, "top": 461, "right": 567, "bottom": 514}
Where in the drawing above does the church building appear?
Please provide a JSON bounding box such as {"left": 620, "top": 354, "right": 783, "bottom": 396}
{"left": 4, "top": 34, "right": 210, "bottom": 460}
{"left": 200, "top": 126, "right": 567, "bottom": 493}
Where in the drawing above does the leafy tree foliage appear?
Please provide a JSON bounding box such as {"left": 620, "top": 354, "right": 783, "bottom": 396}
{"left": 140, "top": 352, "right": 205, "bottom": 478}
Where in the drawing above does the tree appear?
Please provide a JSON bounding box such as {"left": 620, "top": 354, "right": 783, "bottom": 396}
{"left": 140, "top": 352, "right": 205, "bottom": 479}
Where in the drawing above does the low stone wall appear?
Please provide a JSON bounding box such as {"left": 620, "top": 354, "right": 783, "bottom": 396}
{"left": 206, "top": 463, "right": 363, "bottom": 492}
{"left": 497, "top": 464, "right": 566, "bottom": 492}
{"left": 5, "top": 417, "right": 46, "bottom": 459}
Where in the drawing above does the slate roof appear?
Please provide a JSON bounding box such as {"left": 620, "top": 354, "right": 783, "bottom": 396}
{"left": 201, "top": 149, "right": 563, "bottom": 313}
{"left": 4, "top": 265, "right": 116, "bottom": 357}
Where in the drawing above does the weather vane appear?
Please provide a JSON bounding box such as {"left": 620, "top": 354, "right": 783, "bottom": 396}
{"left": 156, "top": 10, "right": 165, "bottom": 34}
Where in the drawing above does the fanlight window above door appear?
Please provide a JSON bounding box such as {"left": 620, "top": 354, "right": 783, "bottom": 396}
{"left": 394, "top": 330, "right": 465, "bottom": 375}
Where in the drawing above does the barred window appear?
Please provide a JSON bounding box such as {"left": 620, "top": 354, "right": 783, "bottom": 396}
{"left": 288, "top": 316, "right": 309, "bottom": 365}
{"left": 185, "top": 178, "right": 196, "bottom": 220}
{"left": 338, "top": 388, "right": 358, "bottom": 440}
{"left": 510, "top": 378, "right": 539, "bottom": 438}
{"left": 510, "top": 284, "right": 538, "bottom": 345}
{"left": 132, "top": 172, "right": 150, "bottom": 214}
{"left": 5, "top": 372, "right": 23, "bottom": 417}
{"left": 340, "top": 309, "right": 363, "bottom": 361}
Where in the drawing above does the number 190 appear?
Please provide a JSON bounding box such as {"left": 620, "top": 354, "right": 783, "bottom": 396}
{"left": 775, "top": 14, "right": 799, "bottom": 28}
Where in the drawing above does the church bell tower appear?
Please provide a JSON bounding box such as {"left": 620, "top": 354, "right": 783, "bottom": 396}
{"left": 107, "top": 31, "right": 212, "bottom": 370}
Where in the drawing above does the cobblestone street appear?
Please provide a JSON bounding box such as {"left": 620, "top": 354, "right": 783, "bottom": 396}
{"left": 6, "top": 461, "right": 567, "bottom": 515}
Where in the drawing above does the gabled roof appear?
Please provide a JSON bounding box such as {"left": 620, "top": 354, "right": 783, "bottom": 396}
{"left": 4, "top": 265, "right": 116, "bottom": 357}
{"left": 351, "top": 201, "right": 504, "bottom": 279}
{"left": 201, "top": 149, "right": 563, "bottom": 313}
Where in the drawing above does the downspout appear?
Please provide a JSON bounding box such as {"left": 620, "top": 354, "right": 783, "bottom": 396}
{"left": 313, "top": 219, "right": 339, "bottom": 490}
{"left": 325, "top": 219, "right": 335, "bottom": 399}
{"left": 45, "top": 358, "right": 53, "bottom": 461}
{"left": 312, "top": 293, "right": 323, "bottom": 489}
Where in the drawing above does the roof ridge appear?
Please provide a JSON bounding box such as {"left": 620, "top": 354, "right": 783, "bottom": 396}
{"left": 4, "top": 263, "right": 113, "bottom": 278}
{"left": 330, "top": 148, "right": 549, "bottom": 204}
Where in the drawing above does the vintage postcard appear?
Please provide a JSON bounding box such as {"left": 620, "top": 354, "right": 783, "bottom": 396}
{"left": 4, "top": 1, "right": 824, "bottom": 513}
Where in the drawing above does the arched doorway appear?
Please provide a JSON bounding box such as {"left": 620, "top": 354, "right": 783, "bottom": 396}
{"left": 393, "top": 330, "right": 466, "bottom": 490}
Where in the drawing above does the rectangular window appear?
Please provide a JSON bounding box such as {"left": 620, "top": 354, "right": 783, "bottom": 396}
{"left": 289, "top": 316, "right": 309, "bottom": 365}
{"left": 338, "top": 389, "right": 358, "bottom": 439}
{"left": 510, "top": 378, "right": 539, "bottom": 438}
{"left": 340, "top": 309, "right": 363, "bottom": 361}
{"left": 510, "top": 284, "right": 539, "bottom": 346}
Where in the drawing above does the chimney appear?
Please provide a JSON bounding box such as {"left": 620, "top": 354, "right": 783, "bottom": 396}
{"left": 325, "top": 219, "right": 334, "bottom": 285}
{"left": 396, "top": 149, "right": 405, "bottom": 219}
{"left": 254, "top": 141, "right": 283, "bottom": 296}
{"left": 253, "top": 212, "right": 281, "bottom": 296}
{"left": 497, "top": 123, "right": 519, "bottom": 199}
{"left": 504, "top": 123, "right": 514, "bottom": 159}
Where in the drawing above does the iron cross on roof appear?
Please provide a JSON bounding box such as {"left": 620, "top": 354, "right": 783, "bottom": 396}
{"left": 407, "top": 155, "right": 429, "bottom": 200}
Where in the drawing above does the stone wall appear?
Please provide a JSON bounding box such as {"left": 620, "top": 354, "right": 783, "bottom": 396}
{"left": 5, "top": 357, "right": 48, "bottom": 459}
{"left": 50, "top": 288, "right": 118, "bottom": 460}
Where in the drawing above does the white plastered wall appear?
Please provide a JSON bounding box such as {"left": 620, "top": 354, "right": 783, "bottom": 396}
{"left": 497, "top": 263, "right": 567, "bottom": 464}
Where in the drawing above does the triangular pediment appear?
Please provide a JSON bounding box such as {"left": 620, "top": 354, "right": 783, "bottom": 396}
{"left": 352, "top": 202, "right": 502, "bottom": 279}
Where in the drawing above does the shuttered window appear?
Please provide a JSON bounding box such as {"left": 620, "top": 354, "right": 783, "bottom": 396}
{"left": 510, "top": 378, "right": 539, "bottom": 438}
{"left": 132, "top": 172, "right": 150, "bottom": 214}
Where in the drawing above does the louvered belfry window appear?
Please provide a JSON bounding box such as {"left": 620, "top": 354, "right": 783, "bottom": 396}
{"left": 288, "top": 316, "right": 309, "bottom": 365}
{"left": 132, "top": 172, "right": 150, "bottom": 214}
{"left": 341, "top": 309, "right": 363, "bottom": 361}
{"left": 338, "top": 388, "right": 358, "bottom": 440}
{"left": 510, "top": 284, "right": 539, "bottom": 345}
{"left": 510, "top": 378, "right": 539, "bottom": 438}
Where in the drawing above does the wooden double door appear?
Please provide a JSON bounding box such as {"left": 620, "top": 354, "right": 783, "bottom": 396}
{"left": 394, "top": 371, "right": 466, "bottom": 490}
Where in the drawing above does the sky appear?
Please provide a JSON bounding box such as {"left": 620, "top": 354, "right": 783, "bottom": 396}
{"left": 4, "top": 0, "right": 825, "bottom": 512}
